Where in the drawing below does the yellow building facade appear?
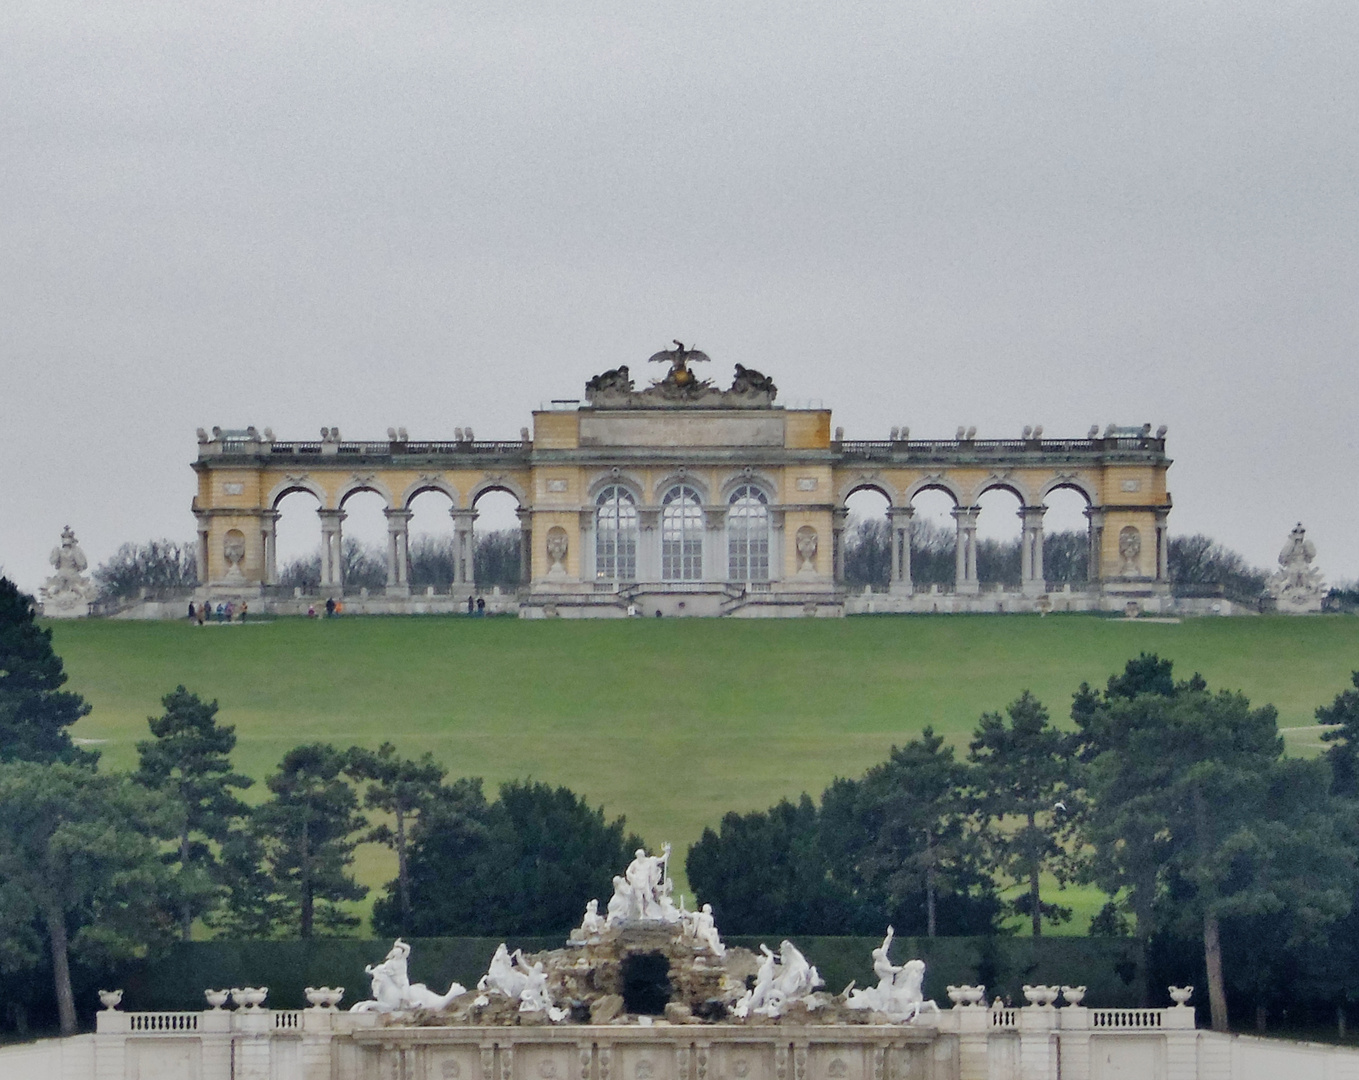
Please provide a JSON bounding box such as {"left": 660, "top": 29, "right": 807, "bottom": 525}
{"left": 192, "top": 360, "right": 1172, "bottom": 616}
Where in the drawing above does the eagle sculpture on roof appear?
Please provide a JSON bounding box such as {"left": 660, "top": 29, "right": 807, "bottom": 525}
{"left": 648, "top": 340, "right": 711, "bottom": 386}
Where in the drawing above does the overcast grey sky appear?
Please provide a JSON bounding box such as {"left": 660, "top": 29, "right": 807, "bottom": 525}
{"left": 2, "top": 0, "right": 1356, "bottom": 591}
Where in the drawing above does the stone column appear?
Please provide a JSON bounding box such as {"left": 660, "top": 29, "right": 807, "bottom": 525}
{"left": 1020, "top": 505, "right": 1047, "bottom": 596}
{"left": 450, "top": 509, "right": 477, "bottom": 587}
{"left": 704, "top": 506, "right": 727, "bottom": 581}
{"left": 517, "top": 508, "right": 533, "bottom": 587}
{"left": 953, "top": 506, "right": 980, "bottom": 594}
{"left": 832, "top": 508, "right": 849, "bottom": 584}
{"left": 1085, "top": 507, "right": 1105, "bottom": 585}
{"left": 384, "top": 509, "right": 412, "bottom": 596}
{"left": 317, "top": 509, "right": 346, "bottom": 590}
{"left": 888, "top": 506, "right": 915, "bottom": 595}
{"left": 195, "top": 517, "right": 211, "bottom": 586}
{"left": 260, "top": 511, "right": 280, "bottom": 586}
{"left": 1155, "top": 509, "right": 1170, "bottom": 582}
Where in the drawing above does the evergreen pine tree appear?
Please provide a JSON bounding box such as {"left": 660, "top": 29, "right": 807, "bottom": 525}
{"left": 0, "top": 578, "right": 93, "bottom": 764}
{"left": 134, "top": 686, "right": 252, "bottom": 939}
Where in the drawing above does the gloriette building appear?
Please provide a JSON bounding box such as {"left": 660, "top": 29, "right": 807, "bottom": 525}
{"left": 192, "top": 346, "right": 1172, "bottom": 617}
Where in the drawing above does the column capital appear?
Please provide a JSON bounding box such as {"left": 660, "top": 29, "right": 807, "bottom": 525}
{"left": 951, "top": 505, "right": 980, "bottom": 526}
{"left": 888, "top": 505, "right": 915, "bottom": 523}
{"left": 317, "top": 508, "right": 346, "bottom": 525}
{"left": 384, "top": 508, "right": 413, "bottom": 524}
{"left": 1019, "top": 505, "right": 1047, "bottom": 523}
{"left": 449, "top": 508, "right": 478, "bottom": 528}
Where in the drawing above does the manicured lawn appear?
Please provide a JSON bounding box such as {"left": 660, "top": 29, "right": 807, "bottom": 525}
{"left": 48, "top": 613, "right": 1359, "bottom": 932}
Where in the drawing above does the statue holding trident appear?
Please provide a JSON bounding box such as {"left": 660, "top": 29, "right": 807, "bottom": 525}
{"left": 607, "top": 843, "right": 681, "bottom": 925}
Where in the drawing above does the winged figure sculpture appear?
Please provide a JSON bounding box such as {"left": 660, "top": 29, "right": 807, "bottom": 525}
{"left": 648, "top": 340, "right": 711, "bottom": 385}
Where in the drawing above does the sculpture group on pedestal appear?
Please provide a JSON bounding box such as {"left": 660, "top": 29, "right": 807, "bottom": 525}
{"left": 475, "top": 943, "right": 567, "bottom": 1021}
{"left": 350, "top": 939, "right": 467, "bottom": 1014}
{"left": 346, "top": 849, "right": 938, "bottom": 1028}
{"left": 606, "top": 844, "right": 681, "bottom": 926}
{"left": 1268, "top": 523, "right": 1326, "bottom": 613}
{"left": 40, "top": 526, "right": 96, "bottom": 618}
{"left": 733, "top": 941, "right": 824, "bottom": 1018}
{"left": 845, "top": 927, "right": 940, "bottom": 1022}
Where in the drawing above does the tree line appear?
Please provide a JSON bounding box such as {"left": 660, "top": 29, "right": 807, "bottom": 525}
{"left": 6, "top": 572, "right": 1359, "bottom": 1037}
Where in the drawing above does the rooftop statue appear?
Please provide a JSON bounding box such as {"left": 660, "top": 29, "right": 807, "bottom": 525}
{"left": 40, "top": 526, "right": 96, "bottom": 618}
{"left": 1268, "top": 523, "right": 1325, "bottom": 613}
{"left": 583, "top": 342, "right": 777, "bottom": 407}
{"left": 648, "top": 340, "right": 711, "bottom": 387}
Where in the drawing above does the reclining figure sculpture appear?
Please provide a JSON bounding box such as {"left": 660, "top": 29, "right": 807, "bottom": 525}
{"left": 350, "top": 939, "right": 467, "bottom": 1013}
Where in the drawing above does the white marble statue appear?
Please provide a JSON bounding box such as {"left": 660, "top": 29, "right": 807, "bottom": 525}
{"left": 40, "top": 526, "right": 96, "bottom": 618}
{"left": 606, "top": 844, "right": 681, "bottom": 926}
{"left": 687, "top": 903, "right": 725, "bottom": 956}
{"left": 579, "top": 898, "right": 605, "bottom": 936}
{"left": 517, "top": 960, "right": 567, "bottom": 1021}
{"left": 1268, "top": 523, "right": 1326, "bottom": 613}
{"left": 477, "top": 943, "right": 531, "bottom": 1000}
{"left": 733, "top": 940, "right": 824, "bottom": 1018}
{"left": 350, "top": 939, "right": 466, "bottom": 1013}
{"left": 845, "top": 927, "right": 940, "bottom": 1023}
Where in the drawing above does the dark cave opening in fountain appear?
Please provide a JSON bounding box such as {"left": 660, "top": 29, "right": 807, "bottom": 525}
{"left": 621, "top": 952, "right": 672, "bottom": 1015}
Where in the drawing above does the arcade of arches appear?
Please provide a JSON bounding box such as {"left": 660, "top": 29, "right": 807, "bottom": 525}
{"left": 192, "top": 368, "right": 1172, "bottom": 617}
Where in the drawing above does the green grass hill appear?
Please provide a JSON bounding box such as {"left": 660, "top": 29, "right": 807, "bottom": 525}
{"left": 49, "top": 613, "right": 1359, "bottom": 932}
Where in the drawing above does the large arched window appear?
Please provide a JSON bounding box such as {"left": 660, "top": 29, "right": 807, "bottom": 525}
{"left": 661, "top": 485, "right": 703, "bottom": 580}
{"left": 595, "top": 486, "right": 637, "bottom": 581}
{"left": 728, "top": 485, "right": 769, "bottom": 582}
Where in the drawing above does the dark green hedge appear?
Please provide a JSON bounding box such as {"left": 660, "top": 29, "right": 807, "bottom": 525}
{"left": 113, "top": 935, "right": 1145, "bottom": 1012}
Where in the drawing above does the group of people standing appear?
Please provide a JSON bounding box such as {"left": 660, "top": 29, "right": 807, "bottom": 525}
{"left": 188, "top": 600, "right": 247, "bottom": 624}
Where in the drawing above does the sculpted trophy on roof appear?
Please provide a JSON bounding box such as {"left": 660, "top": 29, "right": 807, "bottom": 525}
{"left": 585, "top": 340, "right": 777, "bottom": 408}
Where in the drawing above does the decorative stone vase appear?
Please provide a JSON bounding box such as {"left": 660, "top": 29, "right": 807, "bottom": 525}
{"left": 305, "top": 987, "right": 329, "bottom": 1009}
{"left": 946, "top": 986, "right": 966, "bottom": 1007}
{"left": 1060, "top": 986, "right": 1086, "bottom": 1006}
{"left": 1169, "top": 986, "right": 1194, "bottom": 1007}
{"left": 964, "top": 985, "right": 986, "bottom": 1006}
{"left": 205, "top": 989, "right": 229, "bottom": 1010}
{"left": 98, "top": 989, "right": 124, "bottom": 1011}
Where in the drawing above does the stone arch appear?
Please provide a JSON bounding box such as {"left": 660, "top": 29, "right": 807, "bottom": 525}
{"left": 337, "top": 476, "right": 395, "bottom": 509}
{"left": 268, "top": 476, "right": 327, "bottom": 510}
{"left": 653, "top": 472, "right": 709, "bottom": 503}
{"left": 1038, "top": 475, "right": 1097, "bottom": 507}
{"left": 401, "top": 476, "right": 460, "bottom": 510}
{"left": 972, "top": 477, "right": 1036, "bottom": 508}
{"left": 468, "top": 475, "right": 530, "bottom": 510}
{"left": 720, "top": 469, "right": 777, "bottom": 504}
{"left": 838, "top": 478, "right": 898, "bottom": 508}
{"left": 904, "top": 476, "right": 964, "bottom": 507}
{"left": 588, "top": 470, "right": 645, "bottom": 504}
